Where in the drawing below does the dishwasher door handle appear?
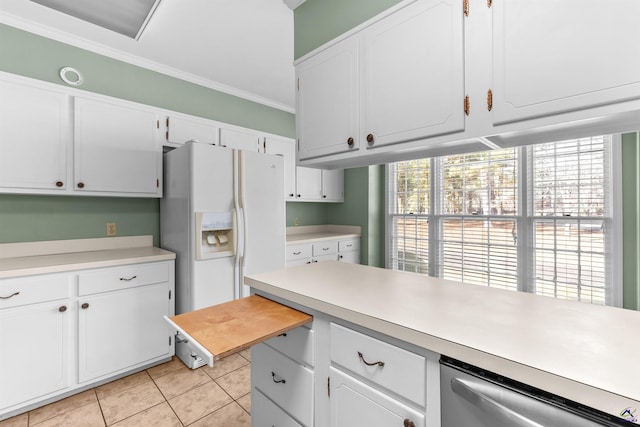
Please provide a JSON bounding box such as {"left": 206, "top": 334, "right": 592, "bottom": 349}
{"left": 451, "top": 377, "right": 544, "bottom": 427}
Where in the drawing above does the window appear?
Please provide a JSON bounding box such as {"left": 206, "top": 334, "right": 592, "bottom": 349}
{"left": 386, "top": 136, "right": 621, "bottom": 306}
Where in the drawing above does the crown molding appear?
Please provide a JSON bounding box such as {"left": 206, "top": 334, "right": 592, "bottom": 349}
{"left": 0, "top": 13, "right": 295, "bottom": 113}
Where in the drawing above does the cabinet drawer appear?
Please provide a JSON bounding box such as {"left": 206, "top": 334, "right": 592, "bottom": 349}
{"left": 312, "top": 240, "right": 338, "bottom": 256}
{"left": 0, "top": 273, "right": 70, "bottom": 309}
{"left": 339, "top": 238, "right": 360, "bottom": 253}
{"left": 265, "top": 325, "right": 314, "bottom": 367}
{"left": 252, "top": 389, "right": 303, "bottom": 427}
{"left": 78, "top": 262, "right": 169, "bottom": 296}
{"left": 330, "top": 323, "right": 426, "bottom": 407}
{"left": 287, "top": 244, "right": 312, "bottom": 261}
{"left": 252, "top": 343, "right": 314, "bottom": 426}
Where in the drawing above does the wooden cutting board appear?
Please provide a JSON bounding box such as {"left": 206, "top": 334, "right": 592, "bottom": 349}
{"left": 168, "top": 294, "right": 313, "bottom": 361}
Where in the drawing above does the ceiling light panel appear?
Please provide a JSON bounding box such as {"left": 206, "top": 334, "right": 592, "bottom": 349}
{"left": 29, "top": 0, "right": 161, "bottom": 39}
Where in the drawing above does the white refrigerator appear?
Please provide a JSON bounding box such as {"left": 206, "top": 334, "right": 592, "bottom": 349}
{"left": 161, "top": 142, "right": 285, "bottom": 316}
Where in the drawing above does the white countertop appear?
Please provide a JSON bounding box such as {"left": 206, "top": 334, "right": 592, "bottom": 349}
{"left": 0, "top": 236, "right": 175, "bottom": 278}
{"left": 246, "top": 261, "right": 640, "bottom": 420}
{"left": 286, "top": 225, "right": 361, "bottom": 245}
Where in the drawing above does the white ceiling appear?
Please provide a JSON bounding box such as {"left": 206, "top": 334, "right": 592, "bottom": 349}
{"left": 0, "top": 0, "right": 296, "bottom": 112}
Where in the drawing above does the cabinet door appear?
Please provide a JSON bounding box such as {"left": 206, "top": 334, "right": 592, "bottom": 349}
{"left": 265, "top": 136, "right": 297, "bottom": 200}
{"left": 297, "top": 37, "right": 359, "bottom": 160}
{"left": 78, "top": 283, "right": 170, "bottom": 383}
{"left": 330, "top": 368, "right": 425, "bottom": 427}
{"left": 0, "top": 79, "right": 69, "bottom": 191}
{"left": 165, "top": 115, "right": 218, "bottom": 146}
{"left": 361, "top": 0, "right": 465, "bottom": 148}
{"left": 338, "top": 251, "right": 360, "bottom": 264}
{"left": 491, "top": 1, "right": 640, "bottom": 125}
{"left": 220, "top": 127, "right": 260, "bottom": 152}
{"left": 74, "top": 97, "right": 160, "bottom": 195}
{"left": 322, "top": 169, "right": 344, "bottom": 202}
{"left": 0, "top": 301, "right": 70, "bottom": 409}
{"left": 296, "top": 167, "right": 322, "bottom": 200}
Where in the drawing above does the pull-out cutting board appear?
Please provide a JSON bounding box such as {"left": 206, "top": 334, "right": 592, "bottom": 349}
{"left": 164, "top": 295, "right": 312, "bottom": 367}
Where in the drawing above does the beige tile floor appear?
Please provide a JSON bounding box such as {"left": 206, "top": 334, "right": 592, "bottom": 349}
{"left": 0, "top": 349, "right": 252, "bottom": 427}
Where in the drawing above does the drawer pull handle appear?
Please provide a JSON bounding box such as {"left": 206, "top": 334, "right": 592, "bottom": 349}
{"left": 278, "top": 333, "right": 287, "bottom": 337}
{"left": 358, "top": 351, "right": 385, "bottom": 367}
{"left": 346, "top": 244, "right": 353, "bottom": 247}
{"left": 120, "top": 275, "right": 137, "bottom": 281}
{"left": 271, "top": 371, "right": 286, "bottom": 384}
{"left": 322, "top": 247, "right": 329, "bottom": 251}
{"left": 81, "top": 303, "right": 90, "bottom": 309}
{"left": 404, "top": 419, "right": 416, "bottom": 427}
{"left": 0, "top": 291, "right": 20, "bottom": 300}
{"left": 293, "top": 251, "right": 301, "bottom": 255}
{"left": 58, "top": 305, "right": 67, "bottom": 312}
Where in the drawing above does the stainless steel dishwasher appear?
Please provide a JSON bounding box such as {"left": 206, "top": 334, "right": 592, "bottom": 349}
{"left": 440, "top": 356, "right": 634, "bottom": 427}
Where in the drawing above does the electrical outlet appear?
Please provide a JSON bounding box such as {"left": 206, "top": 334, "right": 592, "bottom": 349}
{"left": 106, "top": 223, "right": 117, "bottom": 236}
{"left": 294, "top": 217, "right": 300, "bottom": 226}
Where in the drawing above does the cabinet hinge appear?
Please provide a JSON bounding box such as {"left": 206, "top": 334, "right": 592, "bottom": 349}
{"left": 297, "top": 78, "right": 300, "bottom": 91}
{"left": 487, "top": 89, "right": 493, "bottom": 111}
{"left": 156, "top": 120, "right": 159, "bottom": 129}
{"left": 166, "top": 131, "right": 169, "bottom": 141}
{"left": 156, "top": 178, "right": 160, "bottom": 188}
{"left": 263, "top": 137, "right": 266, "bottom": 151}
{"left": 327, "top": 376, "right": 330, "bottom": 397}
{"left": 463, "top": 0, "right": 469, "bottom": 16}
{"left": 169, "top": 289, "right": 172, "bottom": 300}
{"left": 487, "top": 0, "right": 492, "bottom": 7}
{"left": 169, "top": 336, "right": 172, "bottom": 346}
{"left": 166, "top": 117, "right": 169, "bottom": 127}
{"left": 464, "top": 95, "right": 470, "bottom": 116}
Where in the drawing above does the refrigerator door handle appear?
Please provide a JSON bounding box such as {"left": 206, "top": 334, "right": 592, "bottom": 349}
{"left": 233, "top": 150, "right": 243, "bottom": 300}
{"left": 238, "top": 150, "right": 249, "bottom": 298}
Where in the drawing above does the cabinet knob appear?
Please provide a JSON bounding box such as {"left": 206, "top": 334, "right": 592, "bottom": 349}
{"left": 366, "top": 134, "right": 374, "bottom": 144}
{"left": 55, "top": 181, "right": 64, "bottom": 187}
{"left": 58, "top": 305, "right": 67, "bottom": 312}
{"left": 296, "top": 194, "right": 301, "bottom": 198}
{"left": 404, "top": 419, "right": 416, "bottom": 427}
{"left": 347, "top": 137, "right": 354, "bottom": 146}
{"left": 77, "top": 182, "right": 85, "bottom": 189}
{"left": 323, "top": 195, "right": 327, "bottom": 198}
{"left": 81, "top": 303, "right": 89, "bottom": 309}
{"left": 289, "top": 193, "right": 294, "bottom": 197}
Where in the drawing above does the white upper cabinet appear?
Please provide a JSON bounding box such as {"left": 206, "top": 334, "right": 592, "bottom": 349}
{"left": 164, "top": 114, "right": 219, "bottom": 146}
{"left": 74, "top": 96, "right": 161, "bottom": 196}
{"left": 361, "top": 0, "right": 465, "bottom": 148}
{"left": 0, "top": 79, "right": 70, "bottom": 191}
{"left": 264, "top": 136, "right": 297, "bottom": 200}
{"left": 220, "top": 127, "right": 261, "bottom": 152}
{"left": 296, "top": 167, "right": 323, "bottom": 200}
{"left": 321, "top": 169, "right": 344, "bottom": 202}
{"left": 297, "top": 37, "right": 359, "bottom": 160}
{"left": 491, "top": 1, "right": 640, "bottom": 126}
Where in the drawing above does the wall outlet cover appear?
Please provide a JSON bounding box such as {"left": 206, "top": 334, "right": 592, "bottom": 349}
{"left": 106, "top": 223, "right": 117, "bottom": 236}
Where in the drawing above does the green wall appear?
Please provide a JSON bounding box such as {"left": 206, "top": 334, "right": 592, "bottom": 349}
{"left": 622, "top": 133, "right": 640, "bottom": 310}
{"left": 326, "top": 166, "right": 385, "bottom": 267}
{"left": 286, "top": 202, "right": 329, "bottom": 227}
{"left": 0, "top": 23, "right": 295, "bottom": 245}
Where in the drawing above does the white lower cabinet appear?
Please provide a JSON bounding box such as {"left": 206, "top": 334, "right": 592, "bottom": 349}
{"left": 286, "top": 237, "right": 360, "bottom": 267}
{"left": 252, "top": 388, "right": 303, "bottom": 427}
{"left": 78, "top": 281, "right": 171, "bottom": 383}
{"left": 330, "top": 367, "right": 425, "bottom": 427}
{"left": 0, "top": 260, "right": 174, "bottom": 419}
{"left": 252, "top": 340, "right": 314, "bottom": 426}
{"left": 0, "top": 296, "right": 71, "bottom": 410}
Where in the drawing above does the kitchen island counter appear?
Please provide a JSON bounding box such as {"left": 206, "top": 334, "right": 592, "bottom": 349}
{"left": 246, "top": 261, "right": 640, "bottom": 420}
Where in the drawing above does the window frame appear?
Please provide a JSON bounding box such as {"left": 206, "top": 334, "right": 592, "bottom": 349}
{"left": 385, "top": 136, "right": 623, "bottom": 307}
